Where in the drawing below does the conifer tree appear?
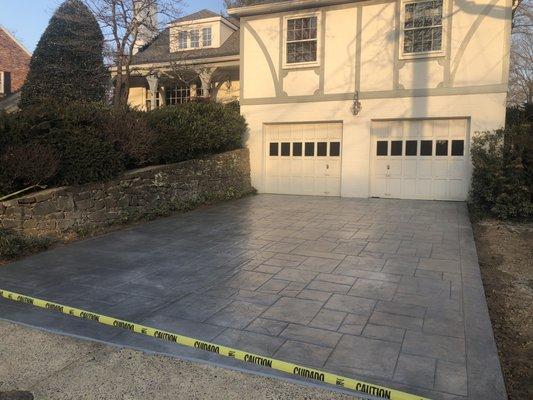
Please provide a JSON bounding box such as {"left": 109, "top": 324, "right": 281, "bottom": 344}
{"left": 21, "top": 0, "right": 108, "bottom": 108}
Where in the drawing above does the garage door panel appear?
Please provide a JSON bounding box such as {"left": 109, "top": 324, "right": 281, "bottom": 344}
{"left": 449, "top": 161, "right": 465, "bottom": 179}
{"left": 389, "top": 179, "right": 402, "bottom": 198}
{"left": 389, "top": 160, "right": 403, "bottom": 177}
{"left": 402, "top": 179, "right": 418, "bottom": 197}
{"left": 417, "top": 180, "right": 432, "bottom": 198}
{"left": 265, "top": 123, "right": 342, "bottom": 196}
{"left": 403, "top": 160, "right": 418, "bottom": 177}
{"left": 418, "top": 159, "right": 433, "bottom": 178}
{"left": 371, "top": 119, "right": 468, "bottom": 201}
{"left": 432, "top": 160, "right": 448, "bottom": 178}
{"left": 432, "top": 180, "right": 449, "bottom": 198}
{"left": 290, "top": 159, "right": 304, "bottom": 175}
{"left": 450, "top": 180, "right": 466, "bottom": 200}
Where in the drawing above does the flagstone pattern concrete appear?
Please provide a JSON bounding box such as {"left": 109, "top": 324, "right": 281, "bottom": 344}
{"left": 0, "top": 195, "right": 506, "bottom": 400}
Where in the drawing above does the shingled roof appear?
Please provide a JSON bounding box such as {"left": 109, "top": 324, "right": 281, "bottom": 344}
{"left": 171, "top": 9, "right": 220, "bottom": 23}
{"left": 131, "top": 29, "right": 239, "bottom": 66}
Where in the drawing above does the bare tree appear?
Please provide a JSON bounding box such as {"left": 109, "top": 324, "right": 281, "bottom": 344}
{"left": 83, "top": 0, "right": 183, "bottom": 107}
{"left": 509, "top": 0, "right": 533, "bottom": 106}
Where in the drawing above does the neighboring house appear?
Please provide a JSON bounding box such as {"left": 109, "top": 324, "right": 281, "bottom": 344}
{"left": 0, "top": 25, "right": 31, "bottom": 102}
{"left": 128, "top": 9, "right": 240, "bottom": 110}
{"left": 133, "top": 0, "right": 512, "bottom": 201}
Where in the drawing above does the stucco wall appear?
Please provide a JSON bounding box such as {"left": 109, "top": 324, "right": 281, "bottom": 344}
{"left": 240, "top": 0, "right": 512, "bottom": 101}
{"left": 0, "top": 149, "right": 252, "bottom": 238}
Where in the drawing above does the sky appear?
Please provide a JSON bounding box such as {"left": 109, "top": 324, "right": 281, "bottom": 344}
{"left": 0, "top": 0, "right": 226, "bottom": 52}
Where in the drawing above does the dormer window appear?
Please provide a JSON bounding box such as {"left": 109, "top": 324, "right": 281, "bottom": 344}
{"left": 178, "top": 31, "right": 188, "bottom": 49}
{"left": 168, "top": 12, "right": 239, "bottom": 53}
{"left": 190, "top": 30, "right": 200, "bottom": 48}
{"left": 202, "top": 27, "right": 212, "bottom": 47}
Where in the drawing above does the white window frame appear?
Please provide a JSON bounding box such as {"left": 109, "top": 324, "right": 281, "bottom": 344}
{"left": 399, "top": 0, "right": 446, "bottom": 60}
{"left": 165, "top": 83, "right": 192, "bottom": 105}
{"left": 190, "top": 29, "right": 200, "bottom": 48}
{"left": 202, "top": 27, "right": 212, "bottom": 47}
{"left": 282, "top": 12, "right": 321, "bottom": 69}
{"left": 178, "top": 31, "right": 188, "bottom": 49}
{"left": 0, "top": 71, "right": 4, "bottom": 95}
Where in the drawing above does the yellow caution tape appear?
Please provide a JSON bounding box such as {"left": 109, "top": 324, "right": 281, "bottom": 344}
{"left": 0, "top": 289, "right": 429, "bottom": 400}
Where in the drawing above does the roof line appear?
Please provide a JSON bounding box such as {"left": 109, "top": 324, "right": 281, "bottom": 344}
{"left": 0, "top": 25, "right": 32, "bottom": 57}
{"left": 228, "top": 0, "right": 355, "bottom": 17}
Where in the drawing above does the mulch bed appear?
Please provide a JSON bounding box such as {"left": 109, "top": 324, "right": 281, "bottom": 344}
{"left": 473, "top": 220, "right": 533, "bottom": 400}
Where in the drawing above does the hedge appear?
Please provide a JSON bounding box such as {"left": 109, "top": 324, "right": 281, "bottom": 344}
{"left": 470, "top": 122, "right": 532, "bottom": 220}
{"left": 0, "top": 101, "right": 246, "bottom": 197}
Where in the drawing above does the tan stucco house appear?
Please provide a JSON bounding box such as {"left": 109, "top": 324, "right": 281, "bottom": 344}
{"left": 128, "top": 9, "right": 240, "bottom": 110}
{"left": 133, "top": 0, "right": 513, "bottom": 201}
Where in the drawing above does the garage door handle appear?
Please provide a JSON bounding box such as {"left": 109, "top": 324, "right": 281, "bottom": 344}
{"left": 326, "top": 164, "right": 329, "bottom": 169}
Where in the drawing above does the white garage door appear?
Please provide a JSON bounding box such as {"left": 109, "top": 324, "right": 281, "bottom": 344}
{"left": 264, "top": 122, "right": 342, "bottom": 196}
{"left": 371, "top": 119, "right": 469, "bottom": 201}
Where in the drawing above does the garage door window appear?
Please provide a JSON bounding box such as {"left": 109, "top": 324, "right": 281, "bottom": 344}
{"left": 451, "top": 140, "right": 464, "bottom": 156}
{"left": 406, "top": 140, "right": 418, "bottom": 156}
{"left": 377, "top": 141, "right": 388, "bottom": 156}
{"left": 391, "top": 141, "right": 403, "bottom": 156}
{"left": 421, "top": 140, "right": 433, "bottom": 156}
{"left": 293, "top": 142, "right": 303, "bottom": 156}
{"left": 305, "top": 142, "right": 315, "bottom": 156}
{"left": 270, "top": 143, "right": 279, "bottom": 156}
{"left": 281, "top": 142, "right": 291, "bottom": 156}
{"left": 317, "top": 142, "right": 327, "bottom": 156}
{"left": 330, "top": 142, "right": 341, "bottom": 156}
{"left": 436, "top": 140, "right": 448, "bottom": 156}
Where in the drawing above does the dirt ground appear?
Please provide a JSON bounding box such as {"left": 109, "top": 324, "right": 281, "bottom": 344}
{"left": 473, "top": 219, "right": 533, "bottom": 400}
{"left": 0, "top": 320, "right": 354, "bottom": 400}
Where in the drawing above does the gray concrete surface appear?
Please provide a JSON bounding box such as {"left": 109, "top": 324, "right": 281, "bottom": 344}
{"left": 0, "top": 195, "right": 507, "bottom": 400}
{"left": 0, "top": 320, "right": 353, "bottom": 400}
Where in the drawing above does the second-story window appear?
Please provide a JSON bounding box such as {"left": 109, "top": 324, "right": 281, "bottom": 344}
{"left": 286, "top": 16, "right": 318, "bottom": 64}
{"left": 190, "top": 30, "right": 200, "bottom": 48}
{"left": 403, "top": 0, "right": 443, "bottom": 55}
{"left": 202, "top": 27, "right": 212, "bottom": 47}
{"left": 178, "top": 31, "right": 188, "bottom": 49}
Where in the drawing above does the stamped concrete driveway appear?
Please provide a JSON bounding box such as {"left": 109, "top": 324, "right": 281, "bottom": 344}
{"left": 0, "top": 195, "right": 506, "bottom": 400}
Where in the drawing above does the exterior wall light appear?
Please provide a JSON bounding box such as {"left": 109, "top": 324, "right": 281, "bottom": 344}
{"left": 351, "top": 91, "right": 362, "bottom": 116}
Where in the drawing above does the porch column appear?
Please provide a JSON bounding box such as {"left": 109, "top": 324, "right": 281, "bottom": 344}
{"left": 146, "top": 71, "right": 159, "bottom": 110}
{"left": 198, "top": 67, "right": 216, "bottom": 98}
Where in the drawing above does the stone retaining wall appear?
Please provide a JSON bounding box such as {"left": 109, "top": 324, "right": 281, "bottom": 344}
{"left": 0, "top": 149, "right": 253, "bottom": 238}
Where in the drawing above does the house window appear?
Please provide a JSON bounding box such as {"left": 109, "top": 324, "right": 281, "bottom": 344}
{"left": 178, "top": 31, "right": 188, "bottom": 49}
{"left": 190, "top": 30, "right": 200, "bottom": 48}
{"left": 202, "top": 27, "right": 212, "bottom": 47}
{"left": 286, "top": 16, "right": 318, "bottom": 65}
{"left": 0, "top": 71, "right": 4, "bottom": 94}
{"left": 165, "top": 84, "right": 192, "bottom": 105}
{"left": 403, "top": 0, "right": 443, "bottom": 55}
